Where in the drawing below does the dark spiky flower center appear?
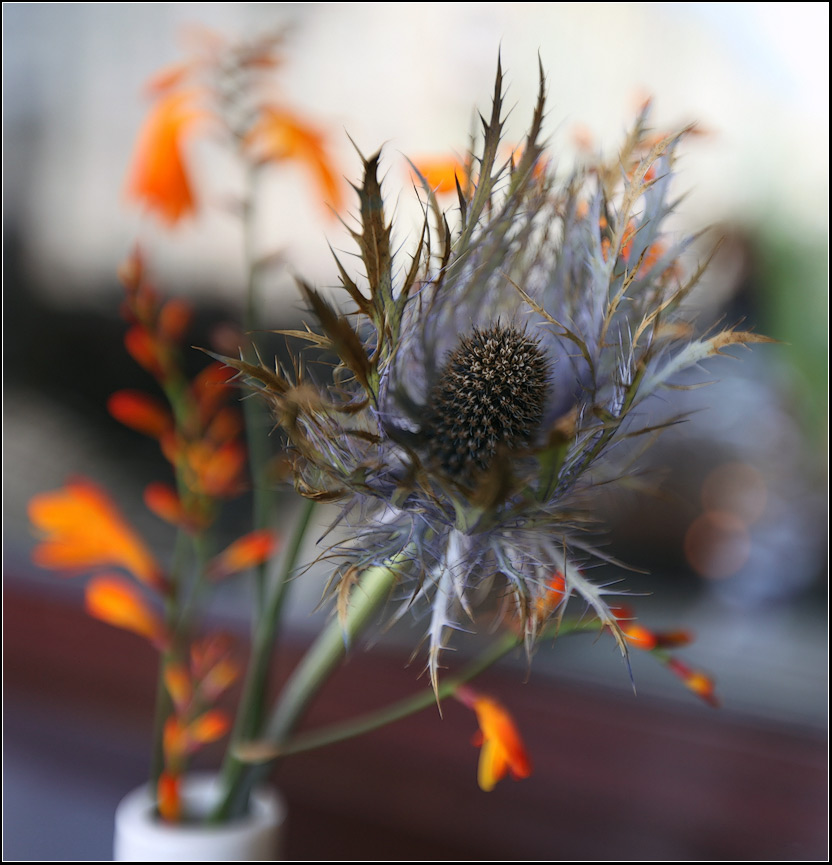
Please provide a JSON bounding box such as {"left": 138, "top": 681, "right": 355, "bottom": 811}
{"left": 427, "top": 324, "right": 548, "bottom": 476}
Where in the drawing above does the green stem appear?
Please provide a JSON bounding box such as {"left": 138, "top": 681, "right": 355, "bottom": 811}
{"left": 240, "top": 165, "right": 274, "bottom": 611}
{"left": 148, "top": 528, "right": 191, "bottom": 791}
{"left": 216, "top": 498, "right": 317, "bottom": 784}
{"left": 257, "top": 618, "right": 599, "bottom": 759}
{"left": 209, "top": 548, "right": 408, "bottom": 822}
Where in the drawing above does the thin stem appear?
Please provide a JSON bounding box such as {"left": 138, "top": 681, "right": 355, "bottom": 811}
{"left": 148, "top": 527, "right": 191, "bottom": 792}
{"left": 240, "top": 164, "right": 274, "bottom": 611}
{"left": 253, "top": 618, "right": 600, "bottom": 759}
{"left": 216, "top": 498, "right": 317, "bottom": 785}
{"left": 209, "top": 549, "right": 409, "bottom": 822}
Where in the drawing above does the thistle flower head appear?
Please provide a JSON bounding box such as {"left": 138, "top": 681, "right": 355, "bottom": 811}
{"left": 219, "top": 60, "right": 772, "bottom": 692}
{"left": 426, "top": 324, "right": 548, "bottom": 478}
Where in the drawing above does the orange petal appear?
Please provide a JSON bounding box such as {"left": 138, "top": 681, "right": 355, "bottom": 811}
{"left": 157, "top": 771, "right": 182, "bottom": 822}
{"left": 145, "top": 61, "right": 193, "bottom": 96}
{"left": 457, "top": 687, "right": 532, "bottom": 791}
{"left": 410, "top": 156, "right": 467, "bottom": 195}
{"left": 207, "top": 530, "right": 279, "bottom": 580}
{"left": 192, "top": 362, "right": 233, "bottom": 423}
{"left": 163, "top": 716, "right": 188, "bottom": 763}
{"left": 205, "top": 406, "right": 243, "bottom": 446}
{"left": 85, "top": 575, "right": 168, "bottom": 647}
{"left": 108, "top": 390, "right": 173, "bottom": 439}
{"left": 157, "top": 298, "right": 193, "bottom": 344}
{"left": 535, "top": 571, "right": 567, "bottom": 619}
{"left": 190, "top": 632, "right": 234, "bottom": 679}
{"left": 666, "top": 657, "right": 720, "bottom": 707}
{"left": 188, "top": 710, "right": 231, "bottom": 745}
{"left": 622, "top": 623, "right": 657, "bottom": 651}
{"left": 191, "top": 440, "right": 246, "bottom": 498}
{"left": 478, "top": 734, "right": 510, "bottom": 793}
{"left": 199, "top": 658, "right": 239, "bottom": 702}
{"left": 652, "top": 630, "right": 693, "bottom": 648}
{"left": 164, "top": 662, "right": 193, "bottom": 713}
{"left": 29, "top": 479, "right": 164, "bottom": 589}
{"left": 124, "top": 325, "right": 164, "bottom": 378}
{"left": 144, "top": 482, "right": 186, "bottom": 526}
{"left": 125, "top": 89, "right": 209, "bottom": 226}
{"left": 246, "top": 105, "right": 343, "bottom": 212}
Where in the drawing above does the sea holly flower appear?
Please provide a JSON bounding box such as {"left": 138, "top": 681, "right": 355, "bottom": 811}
{"left": 456, "top": 686, "right": 532, "bottom": 792}
{"left": 217, "top": 61, "right": 773, "bottom": 696}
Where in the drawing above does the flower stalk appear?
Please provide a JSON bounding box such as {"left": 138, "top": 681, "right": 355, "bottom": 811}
{"left": 212, "top": 547, "right": 410, "bottom": 821}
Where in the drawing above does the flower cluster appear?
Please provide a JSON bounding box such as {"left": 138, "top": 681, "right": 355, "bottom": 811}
{"left": 220, "top": 61, "right": 771, "bottom": 693}
{"left": 125, "top": 26, "right": 342, "bottom": 226}
{"left": 28, "top": 254, "right": 278, "bottom": 818}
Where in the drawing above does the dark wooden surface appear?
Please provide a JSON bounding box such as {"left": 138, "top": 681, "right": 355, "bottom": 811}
{"left": 4, "top": 585, "right": 827, "bottom": 861}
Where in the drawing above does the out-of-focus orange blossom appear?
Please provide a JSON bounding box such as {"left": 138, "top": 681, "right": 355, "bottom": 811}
{"left": 125, "top": 30, "right": 342, "bottom": 226}
{"left": 410, "top": 156, "right": 468, "bottom": 195}
{"left": 125, "top": 89, "right": 209, "bottom": 225}
{"left": 85, "top": 575, "right": 169, "bottom": 648}
{"left": 28, "top": 478, "right": 165, "bottom": 590}
{"left": 456, "top": 686, "right": 532, "bottom": 792}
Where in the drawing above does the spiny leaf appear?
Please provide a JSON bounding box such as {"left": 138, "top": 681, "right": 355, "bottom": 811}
{"left": 354, "top": 151, "right": 393, "bottom": 315}
{"left": 329, "top": 245, "right": 374, "bottom": 317}
{"left": 298, "top": 280, "right": 373, "bottom": 394}
{"left": 638, "top": 328, "right": 777, "bottom": 399}
{"left": 198, "top": 348, "right": 287, "bottom": 394}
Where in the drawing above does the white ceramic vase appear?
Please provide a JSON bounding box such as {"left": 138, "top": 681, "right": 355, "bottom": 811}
{"left": 113, "top": 773, "right": 286, "bottom": 861}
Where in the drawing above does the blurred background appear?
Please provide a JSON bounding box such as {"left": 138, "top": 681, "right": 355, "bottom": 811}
{"left": 4, "top": 2, "right": 827, "bottom": 860}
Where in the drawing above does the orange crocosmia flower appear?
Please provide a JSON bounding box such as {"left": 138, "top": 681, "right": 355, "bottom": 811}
{"left": 622, "top": 622, "right": 657, "bottom": 651}
{"left": 190, "top": 440, "right": 246, "bottom": 498}
{"left": 535, "top": 571, "right": 567, "bottom": 619}
{"left": 125, "top": 89, "right": 208, "bottom": 226}
{"left": 124, "top": 325, "right": 165, "bottom": 378}
{"left": 205, "top": 406, "right": 243, "bottom": 446}
{"left": 653, "top": 629, "right": 692, "bottom": 649}
{"left": 610, "top": 605, "right": 692, "bottom": 652}
{"left": 157, "top": 297, "right": 193, "bottom": 344}
{"left": 145, "top": 61, "right": 193, "bottom": 96}
{"left": 163, "top": 716, "right": 188, "bottom": 763}
{"left": 666, "top": 657, "right": 720, "bottom": 708}
{"left": 85, "top": 575, "right": 168, "bottom": 647}
{"left": 610, "top": 604, "right": 657, "bottom": 650}
{"left": 190, "top": 633, "right": 233, "bottom": 678}
{"left": 144, "top": 482, "right": 186, "bottom": 527}
{"left": 457, "top": 687, "right": 532, "bottom": 792}
{"left": 28, "top": 479, "right": 164, "bottom": 589}
{"left": 192, "top": 362, "right": 233, "bottom": 423}
{"left": 188, "top": 710, "right": 231, "bottom": 745}
{"left": 410, "top": 156, "right": 467, "bottom": 195}
{"left": 200, "top": 657, "right": 239, "bottom": 702}
{"left": 164, "top": 662, "right": 193, "bottom": 713}
{"left": 246, "top": 106, "right": 343, "bottom": 212}
{"left": 207, "top": 530, "right": 279, "bottom": 580}
{"left": 108, "top": 390, "right": 173, "bottom": 440}
{"left": 157, "top": 771, "right": 182, "bottom": 822}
